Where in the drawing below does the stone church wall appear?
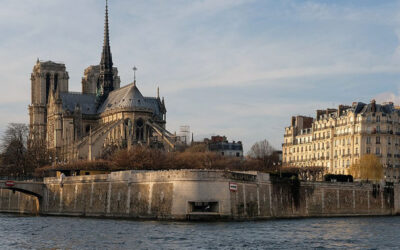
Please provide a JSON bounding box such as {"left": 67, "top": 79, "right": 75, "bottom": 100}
{"left": 0, "top": 170, "right": 399, "bottom": 220}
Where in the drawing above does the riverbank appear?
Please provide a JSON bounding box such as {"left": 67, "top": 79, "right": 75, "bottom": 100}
{"left": 1, "top": 170, "right": 399, "bottom": 220}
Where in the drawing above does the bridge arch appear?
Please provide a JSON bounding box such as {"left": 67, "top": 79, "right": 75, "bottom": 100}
{"left": 1, "top": 187, "right": 43, "bottom": 199}
{"left": 0, "top": 180, "right": 44, "bottom": 201}
{"left": 0, "top": 182, "right": 43, "bottom": 214}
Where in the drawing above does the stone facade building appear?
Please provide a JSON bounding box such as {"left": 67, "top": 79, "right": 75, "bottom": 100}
{"left": 206, "top": 136, "right": 243, "bottom": 157}
{"left": 283, "top": 100, "right": 400, "bottom": 182}
{"left": 29, "top": 2, "right": 175, "bottom": 162}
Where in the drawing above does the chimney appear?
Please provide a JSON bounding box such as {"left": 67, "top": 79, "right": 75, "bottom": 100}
{"left": 371, "top": 99, "right": 376, "bottom": 113}
{"left": 338, "top": 105, "right": 343, "bottom": 116}
{"left": 316, "top": 110, "right": 324, "bottom": 120}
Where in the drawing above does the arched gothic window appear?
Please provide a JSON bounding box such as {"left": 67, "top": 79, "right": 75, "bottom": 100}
{"left": 45, "top": 73, "right": 51, "bottom": 103}
{"left": 54, "top": 73, "right": 59, "bottom": 92}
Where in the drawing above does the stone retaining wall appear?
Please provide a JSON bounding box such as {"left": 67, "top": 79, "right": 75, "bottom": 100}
{"left": 0, "top": 170, "right": 399, "bottom": 220}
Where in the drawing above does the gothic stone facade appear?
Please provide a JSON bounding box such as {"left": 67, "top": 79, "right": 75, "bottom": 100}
{"left": 283, "top": 100, "right": 400, "bottom": 182}
{"left": 28, "top": 3, "right": 173, "bottom": 162}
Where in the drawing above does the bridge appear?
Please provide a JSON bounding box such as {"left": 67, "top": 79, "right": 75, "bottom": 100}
{"left": 0, "top": 179, "right": 45, "bottom": 199}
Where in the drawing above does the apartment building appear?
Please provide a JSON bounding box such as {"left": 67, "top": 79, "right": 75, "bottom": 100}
{"left": 283, "top": 100, "right": 400, "bottom": 182}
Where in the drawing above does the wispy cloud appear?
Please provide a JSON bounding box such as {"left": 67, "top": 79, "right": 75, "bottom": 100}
{"left": 1, "top": 0, "right": 400, "bottom": 150}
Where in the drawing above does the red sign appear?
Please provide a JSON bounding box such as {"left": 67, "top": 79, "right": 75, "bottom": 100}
{"left": 5, "top": 181, "right": 15, "bottom": 187}
{"left": 229, "top": 182, "right": 238, "bottom": 191}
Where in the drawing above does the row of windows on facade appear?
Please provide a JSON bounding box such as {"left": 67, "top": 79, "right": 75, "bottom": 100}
{"left": 288, "top": 135, "right": 400, "bottom": 154}
{"left": 290, "top": 114, "right": 400, "bottom": 137}
{"left": 287, "top": 144, "right": 400, "bottom": 163}
{"left": 291, "top": 125, "right": 400, "bottom": 145}
{"left": 314, "top": 115, "right": 397, "bottom": 129}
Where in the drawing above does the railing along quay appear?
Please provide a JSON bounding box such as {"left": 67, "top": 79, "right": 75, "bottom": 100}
{"left": 0, "top": 176, "right": 44, "bottom": 182}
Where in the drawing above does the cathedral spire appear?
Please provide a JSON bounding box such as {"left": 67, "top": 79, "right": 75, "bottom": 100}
{"left": 98, "top": 0, "right": 114, "bottom": 103}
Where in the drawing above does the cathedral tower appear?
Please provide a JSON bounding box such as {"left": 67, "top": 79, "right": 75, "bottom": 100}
{"left": 29, "top": 60, "right": 69, "bottom": 142}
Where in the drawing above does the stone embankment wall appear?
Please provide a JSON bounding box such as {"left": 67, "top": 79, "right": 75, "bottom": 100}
{"left": 0, "top": 189, "right": 39, "bottom": 214}
{"left": 0, "top": 170, "right": 399, "bottom": 220}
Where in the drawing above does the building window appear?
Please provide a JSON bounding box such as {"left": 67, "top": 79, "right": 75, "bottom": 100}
{"left": 376, "top": 136, "right": 380, "bottom": 144}
{"left": 376, "top": 147, "right": 381, "bottom": 155}
{"left": 367, "top": 147, "right": 371, "bottom": 154}
{"left": 376, "top": 116, "right": 380, "bottom": 122}
{"left": 367, "top": 137, "right": 371, "bottom": 144}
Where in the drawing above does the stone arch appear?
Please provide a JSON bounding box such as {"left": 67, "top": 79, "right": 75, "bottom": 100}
{"left": 54, "top": 73, "right": 59, "bottom": 91}
{"left": 0, "top": 187, "right": 41, "bottom": 214}
{"left": 135, "top": 118, "right": 144, "bottom": 141}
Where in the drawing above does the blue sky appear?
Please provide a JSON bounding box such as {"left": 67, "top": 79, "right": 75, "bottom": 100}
{"left": 1, "top": 0, "right": 400, "bottom": 152}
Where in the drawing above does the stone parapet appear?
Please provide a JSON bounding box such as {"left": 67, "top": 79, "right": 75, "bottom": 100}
{"left": 2, "top": 170, "right": 399, "bottom": 220}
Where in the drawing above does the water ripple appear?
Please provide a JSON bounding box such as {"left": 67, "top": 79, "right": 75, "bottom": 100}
{"left": 0, "top": 215, "right": 399, "bottom": 249}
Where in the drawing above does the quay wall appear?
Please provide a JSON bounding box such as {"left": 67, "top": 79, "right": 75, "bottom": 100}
{"left": 0, "top": 189, "right": 39, "bottom": 214}
{"left": 0, "top": 170, "right": 399, "bottom": 220}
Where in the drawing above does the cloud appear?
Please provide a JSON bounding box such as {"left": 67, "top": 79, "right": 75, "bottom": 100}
{"left": 1, "top": 0, "right": 400, "bottom": 152}
{"left": 375, "top": 89, "right": 400, "bottom": 105}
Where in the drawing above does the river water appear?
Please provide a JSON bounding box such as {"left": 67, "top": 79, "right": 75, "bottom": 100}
{"left": 0, "top": 214, "right": 399, "bottom": 249}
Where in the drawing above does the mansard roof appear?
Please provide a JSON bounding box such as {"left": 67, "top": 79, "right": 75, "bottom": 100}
{"left": 60, "top": 92, "right": 97, "bottom": 115}
{"left": 97, "top": 83, "right": 158, "bottom": 114}
{"left": 355, "top": 102, "right": 395, "bottom": 115}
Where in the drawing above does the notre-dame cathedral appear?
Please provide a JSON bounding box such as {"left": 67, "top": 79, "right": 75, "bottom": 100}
{"left": 28, "top": 2, "right": 176, "bottom": 162}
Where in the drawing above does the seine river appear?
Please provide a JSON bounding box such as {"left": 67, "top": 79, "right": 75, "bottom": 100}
{"left": 0, "top": 214, "right": 399, "bottom": 249}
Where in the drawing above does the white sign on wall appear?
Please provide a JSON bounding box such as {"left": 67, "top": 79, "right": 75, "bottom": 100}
{"left": 229, "top": 182, "right": 238, "bottom": 191}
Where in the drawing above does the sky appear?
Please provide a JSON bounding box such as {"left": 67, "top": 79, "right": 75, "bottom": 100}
{"left": 2, "top": 0, "right": 400, "bottom": 153}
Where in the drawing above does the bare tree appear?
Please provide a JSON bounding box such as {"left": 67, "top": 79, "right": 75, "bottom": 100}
{"left": 247, "top": 139, "right": 278, "bottom": 170}
{"left": 25, "top": 135, "right": 52, "bottom": 174}
{"left": 1, "top": 123, "right": 29, "bottom": 176}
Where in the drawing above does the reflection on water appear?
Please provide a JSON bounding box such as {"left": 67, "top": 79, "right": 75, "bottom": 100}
{"left": 0, "top": 214, "right": 399, "bottom": 249}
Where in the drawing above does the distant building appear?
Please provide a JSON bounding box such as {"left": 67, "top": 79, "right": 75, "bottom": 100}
{"left": 282, "top": 100, "right": 400, "bottom": 182}
{"left": 205, "top": 136, "right": 243, "bottom": 157}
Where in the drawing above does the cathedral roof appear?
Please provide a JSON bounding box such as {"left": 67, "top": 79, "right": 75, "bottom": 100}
{"left": 97, "top": 83, "right": 154, "bottom": 113}
{"left": 60, "top": 92, "right": 97, "bottom": 115}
